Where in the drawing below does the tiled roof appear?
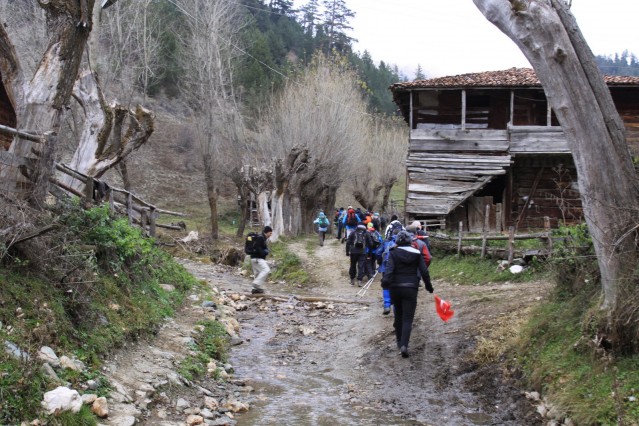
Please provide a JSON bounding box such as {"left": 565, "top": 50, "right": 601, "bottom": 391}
{"left": 389, "top": 67, "right": 639, "bottom": 91}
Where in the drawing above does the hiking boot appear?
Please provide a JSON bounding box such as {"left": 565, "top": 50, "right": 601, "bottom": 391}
{"left": 357, "top": 280, "right": 363, "bottom": 287}
{"left": 251, "top": 288, "right": 265, "bottom": 294}
{"left": 350, "top": 279, "right": 355, "bottom": 286}
{"left": 383, "top": 307, "right": 391, "bottom": 315}
{"left": 400, "top": 346, "right": 409, "bottom": 358}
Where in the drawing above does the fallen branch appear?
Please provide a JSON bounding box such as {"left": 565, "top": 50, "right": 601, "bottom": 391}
{"left": 244, "top": 292, "right": 372, "bottom": 305}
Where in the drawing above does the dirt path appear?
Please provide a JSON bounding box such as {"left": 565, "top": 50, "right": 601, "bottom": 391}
{"left": 102, "top": 236, "right": 549, "bottom": 425}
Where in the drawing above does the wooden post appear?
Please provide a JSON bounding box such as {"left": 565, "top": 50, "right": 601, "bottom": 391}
{"left": 457, "top": 221, "right": 463, "bottom": 257}
{"left": 544, "top": 216, "right": 553, "bottom": 255}
{"left": 440, "top": 217, "right": 445, "bottom": 230}
{"left": 149, "top": 207, "right": 157, "bottom": 237}
{"left": 127, "top": 193, "right": 133, "bottom": 226}
{"left": 508, "top": 226, "right": 515, "bottom": 265}
{"left": 481, "top": 204, "right": 490, "bottom": 258}
{"left": 496, "top": 203, "right": 502, "bottom": 233}
{"left": 84, "top": 177, "right": 94, "bottom": 203}
{"left": 461, "top": 89, "right": 466, "bottom": 130}
{"left": 108, "top": 188, "right": 114, "bottom": 212}
{"left": 140, "top": 208, "right": 148, "bottom": 235}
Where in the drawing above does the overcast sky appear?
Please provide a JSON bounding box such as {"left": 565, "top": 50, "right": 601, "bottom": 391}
{"left": 295, "top": 0, "right": 639, "bottom": 78}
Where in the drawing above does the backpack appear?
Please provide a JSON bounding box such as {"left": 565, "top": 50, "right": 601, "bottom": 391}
{"left": 244, "top": 232, "right": 260, "bottom": 255}
{"left": 370, "top": 231, "right": 382, "bottom": 249}
{"left": 346, "top": 211, "right": 358, "bottom": 227}
{"left": 386, "top": 221, "right": 403, "bottom": 240}
{"left": 354, "top": 230, "right": 365, "bottom": 248}
{"left": 319, "top": 216, "right": 329, "bottom": 227}
{"left": 378, "top": 237, "right": 396, "bottom": 273}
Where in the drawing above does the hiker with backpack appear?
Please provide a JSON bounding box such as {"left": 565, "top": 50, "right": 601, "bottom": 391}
{"left": 384, "top": 214, "right": 404, "bottom": 240}
{"left": 367, "top": 222, "right": 384, "bottom": 280}
{"left": 313, "top": 211, "right": 331, "bottom": 247}
{"left": 245, "top": 226, "right": 273, "bottom": 294}
{"left": 342, "top": 206, "right": 361, "bottom": 242}
{"left": 336, "top": 207, "right": 346, "bottom": 240}
{"left": 410, "top": 220, "right": 431, "bottom": 251}
{"left": 405, "top": 223, "right": 432, "bottom": 267}
{"left": 346, "top": 222, "right": 372, "bottom": 286}
{"left": 378, "top": 233, "right": 397, "bottom": 315}
{"left": 381, "top": 230, "right": 434, "bottom": 358}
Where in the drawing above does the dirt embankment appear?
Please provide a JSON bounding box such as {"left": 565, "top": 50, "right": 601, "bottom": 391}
{"left": 102, "top": 236, "right": 549, "bottom": 425}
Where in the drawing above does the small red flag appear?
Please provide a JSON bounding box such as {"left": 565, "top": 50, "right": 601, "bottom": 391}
{"left": 434, "top": 295, "right": 455, "bottom": 322}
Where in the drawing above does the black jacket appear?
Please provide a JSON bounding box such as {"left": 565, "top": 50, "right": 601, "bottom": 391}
{"left": 381, "top": 245, "right": 433, "bottom": 292}
{"left": 346, "top": 226, "right": 372, "bottom": 256}
{"left": 251, "top": 233, "right": 270, "bottom": 259}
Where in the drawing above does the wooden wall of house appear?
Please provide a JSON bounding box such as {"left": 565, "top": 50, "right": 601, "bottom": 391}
{"left": 611, "top": 87, "right": 639, "bottom": 157}
{"left": 508, "top": 155, "right": 582, "bottom": 230}
{"left": 0, "top": 73, "right": 16, "bottom": 150}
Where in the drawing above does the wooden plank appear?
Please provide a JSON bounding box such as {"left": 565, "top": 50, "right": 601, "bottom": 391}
{"left": 411, "top": 128, "right": 509, "bottom": 141}
{"left": 410, "top": 139, "right": 510, "bottom": 152}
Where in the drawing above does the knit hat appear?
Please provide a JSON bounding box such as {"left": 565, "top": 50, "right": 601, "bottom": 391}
{"left": 411, "top": 220, "right": 422, "bottom": 229}
{"left": 395, "top": 230, "right": 413, "bottom": 246}
{"left": 367, "top": 222, "right": 374, "bottom": 229}
{"left": 405, "top": 224, "right": 418, "bottom": 233}
{"left": 319, "top": 212, "right": 325, "bottom": 217}
{"left": 263, "top": 226, "right": 273, "bottom": 233}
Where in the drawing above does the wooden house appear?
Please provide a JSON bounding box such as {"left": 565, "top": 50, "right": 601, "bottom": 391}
{"left": 390, "top": 68, "right": 639, "bottom": 232}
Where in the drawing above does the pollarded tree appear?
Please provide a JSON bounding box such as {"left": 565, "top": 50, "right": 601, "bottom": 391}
{"left": 351, "top": 115, "right": 407, "bottom": 211}
{"left": 259, "top": 53, "right": 369, "bottom": 241}
{"left": 473, "top": 0, "right": 639, "bottom": 348}
{"left": 0, "top": 0, "right": 96, "bottom": 205}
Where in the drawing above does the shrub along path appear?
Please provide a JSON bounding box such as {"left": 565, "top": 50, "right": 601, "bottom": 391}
{"left": 103, "top": 237, "right": 551, "bottom": 425}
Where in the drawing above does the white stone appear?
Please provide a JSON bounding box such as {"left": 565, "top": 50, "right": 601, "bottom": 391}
{"left": 59, "top": 355, "right": 85, "bottom": 372}
{"left": 109, "top": 415, "right": 136, "bottom": 426}
{"left": 41, "top": 386, "right": 83, "bottom": 415}
{"left": 181, "top": 231, "right": 199, "bottom": 243}
{"left": 38, "top": 346, "right": 60, "bottom": 367}
{"left": 204, "top": 396, "right": 219, "bottom": 410}
{"left": 509, "top": 265, "right": 524, "bottom": 274}
{"left": 176, "top": 397, "right": 191, "bottom": 410}
{"left": 222, "top": 399, "right": 248, "bottom": 413}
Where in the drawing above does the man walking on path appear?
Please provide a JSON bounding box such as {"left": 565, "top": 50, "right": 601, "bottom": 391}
{"left": 250, "top": 226, "right": 273, "bottom": 294}
{"left": 314, "top": 211, "right": 330, "bottom": 246}
{"left": 346, "top": 222, "right": 372, "bottom": 286}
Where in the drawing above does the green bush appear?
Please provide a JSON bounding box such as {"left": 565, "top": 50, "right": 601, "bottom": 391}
{"left": 0, "top": 204, "right": 197, "bottom": 423}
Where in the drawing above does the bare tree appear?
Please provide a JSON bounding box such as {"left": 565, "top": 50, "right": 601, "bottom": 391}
{"left": 472, "top": 0, "right": 639, "bottom": 322}
{"left": 176, "top": 0, "right": 246, "bottom": 240}
{"left": 351, "top": 115, "right": 407, "bottom": 211}
{"left": 0, "top": 0, "right": 96, "bottom": 206}
{"left": 259, "top": 53, "right": 369, "bottom": 240}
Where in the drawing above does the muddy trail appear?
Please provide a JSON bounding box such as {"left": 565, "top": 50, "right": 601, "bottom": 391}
{"left": 98, "top": 236, "right": 549, "bottom": 425}
{"left": 183, "top": 237, "right": 548, "bottom": 425}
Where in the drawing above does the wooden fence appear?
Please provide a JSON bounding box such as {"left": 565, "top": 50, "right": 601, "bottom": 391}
{"left": 53, "top": 163, "right": 186, "bottom": 237}
{"left": 431, "top": 205, "right": 553, "bottom": 263}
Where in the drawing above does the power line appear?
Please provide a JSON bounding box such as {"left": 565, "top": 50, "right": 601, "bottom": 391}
{"left": 163, "top": 0, "right": 375, "bottom": 117}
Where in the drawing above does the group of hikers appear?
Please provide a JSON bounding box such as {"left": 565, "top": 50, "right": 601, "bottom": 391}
{"left": 245, "top": 206, "right": 434, "bottom": 358}
{"left": 329, "top": 206, "right": 433, "bottom": 358}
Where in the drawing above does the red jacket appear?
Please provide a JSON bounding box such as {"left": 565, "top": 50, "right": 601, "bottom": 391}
{"left": 411, "top": 238, "right": 431, "bottom": 266}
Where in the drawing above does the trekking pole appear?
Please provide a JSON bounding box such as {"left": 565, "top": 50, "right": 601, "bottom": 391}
{"left": 357, "top": 271, "right": 378, "bottom": 296}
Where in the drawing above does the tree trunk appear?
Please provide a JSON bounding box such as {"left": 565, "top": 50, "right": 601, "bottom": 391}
{"left": 203, "top": 153, "right": 219, "bottom": 239}
{"left": 257, "top": 192, "right": 271, "bottom": 227}
{"left": 472, "top": 0, "right": 639, "bottom": 309}
{"left": 63, "top": 69, "right": 153, "bottom": 192}
{"left": 0, "top": 0, "right": 95, "bottom": 203}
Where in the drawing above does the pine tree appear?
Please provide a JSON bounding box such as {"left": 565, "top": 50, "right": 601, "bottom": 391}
{"left": 414, "top": 64, "right": 426, "bottom": 80}
{"left": 321, "top": 0, "right": 355, "bottom": 55}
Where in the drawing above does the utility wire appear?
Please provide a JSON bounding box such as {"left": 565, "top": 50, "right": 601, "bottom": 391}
{"left": 163, "top": 0, "right": 376, "bottom": 117}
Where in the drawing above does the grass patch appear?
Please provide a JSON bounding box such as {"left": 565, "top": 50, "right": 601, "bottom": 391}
{"left": 268, "top": 239, "right": 310, "bottom": 285}
{"left": 429, "top": 254, "right": 544, "bottom": 285}
{"left": 178, "top": 320, "right": 229, "bottom": 381}
{"left": 516, "top": 287, "right": 639, "bottom": 425}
